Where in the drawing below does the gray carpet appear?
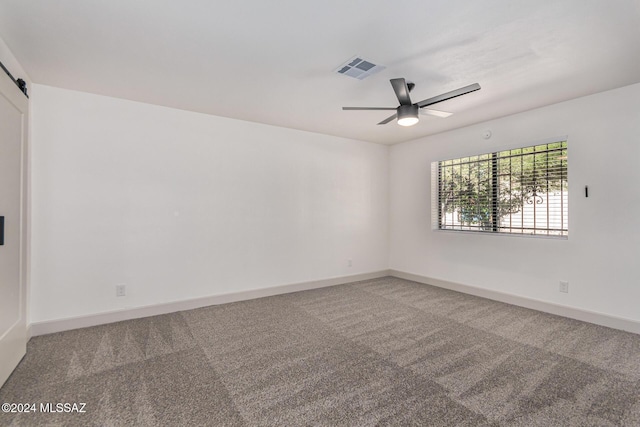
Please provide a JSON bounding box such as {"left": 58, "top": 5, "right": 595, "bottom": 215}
{"left": 1, "top": 277, "right": 640, "bottom": 426}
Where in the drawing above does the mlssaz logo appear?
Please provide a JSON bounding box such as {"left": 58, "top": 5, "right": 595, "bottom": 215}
{"left": 40, "top": 402, "right": 87, "bottom": 413}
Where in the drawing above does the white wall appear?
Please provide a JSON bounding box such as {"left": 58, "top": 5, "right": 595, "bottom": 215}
{"left": 30, "top": 84, "right": 389, "bottom": 323}
{"left": 27, "top": 79, "right": 640, "bottom": 326}
{"left": 390, "top": 82, "right": 640, "bottom": 322}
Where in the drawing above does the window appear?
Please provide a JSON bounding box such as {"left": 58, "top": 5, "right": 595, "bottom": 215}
{"left": 432, "top": 140, "right": 568, "bottom": 237}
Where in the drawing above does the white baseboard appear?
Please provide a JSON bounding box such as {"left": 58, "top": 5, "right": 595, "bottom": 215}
{"left": 389, "top": 269, "right": 640, "bottom": 335}
{"left": 30, "top": 269, "right": 640, "bottom": 337}
{"left": 29, "top": 270, "right": 391, "bottom": 337}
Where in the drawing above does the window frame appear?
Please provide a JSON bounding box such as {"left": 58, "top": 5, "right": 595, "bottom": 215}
{"left": 431, "top": 137, "right": 569, "bottom": 239}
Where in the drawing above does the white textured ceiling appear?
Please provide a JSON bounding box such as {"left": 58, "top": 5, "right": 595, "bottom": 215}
{"left": 1, "top": 0, "right": 639, "bottom": 145}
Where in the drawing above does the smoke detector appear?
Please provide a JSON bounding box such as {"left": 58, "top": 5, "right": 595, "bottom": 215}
{"left": 335, "top": 56, "right": 385, "bottom": 80}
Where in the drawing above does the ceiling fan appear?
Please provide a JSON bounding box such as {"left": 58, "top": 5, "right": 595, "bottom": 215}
{"left": 343, "top": 78, "right": 481, "bottom": 126}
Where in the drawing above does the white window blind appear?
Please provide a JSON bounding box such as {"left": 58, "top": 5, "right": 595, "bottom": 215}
{"left": 432, "top": 141, "right": 568, "bottom": 237}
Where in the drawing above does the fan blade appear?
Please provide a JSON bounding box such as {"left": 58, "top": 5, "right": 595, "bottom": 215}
{"left": 417, "top": 83, "right": 481, "bottom": 108}
{"left": 390, "top": 78, "right": 412, "bottom": 106}
{"left": 420, "top": 109, "right": 452, "bottom": 118}
{"left": 377, "top": 113, "right": 397, "bottom": 125}
{"left": 342, "top": 107, "right": 397, "bottom": 110}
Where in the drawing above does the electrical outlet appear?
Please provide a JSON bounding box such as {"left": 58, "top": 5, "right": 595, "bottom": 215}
{"left": 116, "top": 284, "right": 126, "bottom": 297}
{"left": 559, "top": 281, "right": 569, "bottom": 293}
{"left": 348, "top": 259, "right": 352, "bottom": 267}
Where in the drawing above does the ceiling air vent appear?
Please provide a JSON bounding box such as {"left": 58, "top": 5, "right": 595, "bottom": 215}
{"left": 335, "top": 56, "right": 385, "bottom": 80}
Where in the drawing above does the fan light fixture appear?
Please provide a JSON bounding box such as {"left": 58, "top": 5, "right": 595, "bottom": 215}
{"left": 342, "top": 79, "right": 481, "bottom": 128}
{"left": 397, "top": 104, "right": 419, "bottom": 126}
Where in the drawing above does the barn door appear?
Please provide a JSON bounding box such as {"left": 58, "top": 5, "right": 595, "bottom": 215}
{"left": 0, "top": 68, "right": 29, "bottom": 388}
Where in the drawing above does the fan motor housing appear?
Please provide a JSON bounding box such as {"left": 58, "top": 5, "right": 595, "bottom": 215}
{"left": 397, "top": 104, "right": 419, "bottom": 126}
